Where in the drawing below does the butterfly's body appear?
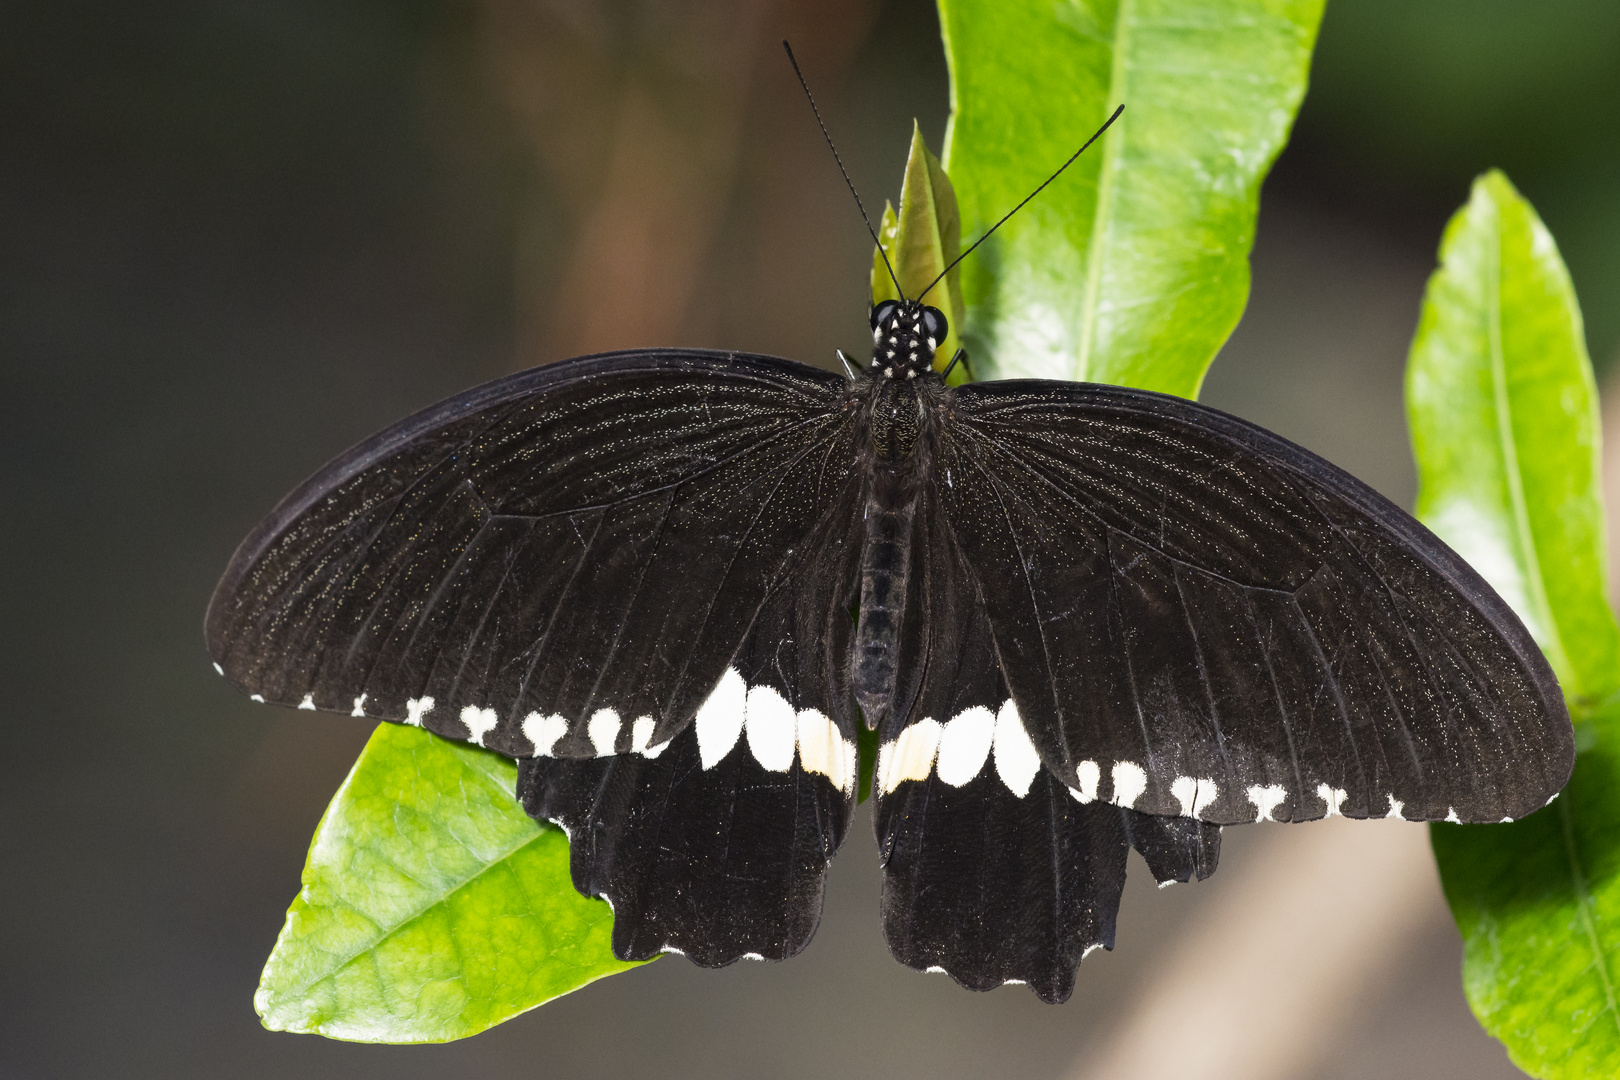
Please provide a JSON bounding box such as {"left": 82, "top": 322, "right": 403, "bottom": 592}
{"left": 209, "top": 296, "right": 1573, "bottom": 1002}
{"left": 853, "top": 301, "right": 948, "bottom": 728}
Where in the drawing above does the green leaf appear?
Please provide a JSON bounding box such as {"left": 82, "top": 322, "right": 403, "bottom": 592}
{"left": 871, "top": 123, "right": 968, "bottom": 383}
{"left": 256, "top": 722, "right": 642, "bottom": 1043}
{"left": 1410, "top": 170, "right": 1620, "bottom": 1078}
{"left": 936, "top": 0, "right": 1324, "bottom": 394}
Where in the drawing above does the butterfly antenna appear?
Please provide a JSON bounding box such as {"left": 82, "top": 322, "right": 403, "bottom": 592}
{"left": 919, "top": 104, "right": 1124, "bottom": 302}
{"left": 783, "top": 39, "right": 904, "bottom": 301}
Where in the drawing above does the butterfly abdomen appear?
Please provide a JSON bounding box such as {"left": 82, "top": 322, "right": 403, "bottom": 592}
{"left": 854, "top": 380, "right": 931, "bottom": 729}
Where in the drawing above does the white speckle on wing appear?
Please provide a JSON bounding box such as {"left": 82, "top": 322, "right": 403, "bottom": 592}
{"left": 1445, "top": 807, "right": 1462, "bottom": 824}
{"left": 213, "top": 662, "right": 224, "bottom": 676}
{"left": 1317, "top": 782, "right": 1348, "bottom": 818}
{"left": 588, "top": 708, "right": 622, "bottom": 757}
{"left": 523, "top": 712, "right": 568, "bottom": 756}
{"left": 695, "top": 667, "right": 746, "bottom": 769}
{"left": 297, "top": 694, "right": 316, "bottom": 711}
{"left": 745, "top": 683, "right": 797, "bottom": 772}
{"left": 879, "top": 719, "right": 942, "bottom": 794}
{"left": 993, "top": 700, "right": 1042, "bottom": 797}
{"left": 1082, "top": 943, "right": 1105, "bottom": 959}
{"left": 1158, "top": 879, "right": 1179, "bottom": 889}
{"left": 1386, "top": 794, "right": 1405, "bottom": 820}
{"left": 1110, "top": 761, "right": 1147, "bottom": 809}
{"left": 406, "top": 697, "right": 434, "bottom": 726}
{"left": 461, "top": 704, "right": 499, "bottom": 747}
{"left": 741, "top": 952, "right": 766, "bottom": 962}
{"left": 351, "top": 694, "right": 367, "bottom": 717}
{"left": 935, "top": 705, "right": 995, "bottom": 787}
{"left": 1247, "top": 784, "right": 1287, "bottom": 822}
{"left": 249, "top": 694, "right": 264, "bottom": 703}
{"left": 925, "top": 965, "right": 947, "bottom": 974}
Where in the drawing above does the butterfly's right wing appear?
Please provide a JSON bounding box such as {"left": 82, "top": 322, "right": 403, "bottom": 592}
{"left": 207, "top": 349, "right": 863, "bottom": 759}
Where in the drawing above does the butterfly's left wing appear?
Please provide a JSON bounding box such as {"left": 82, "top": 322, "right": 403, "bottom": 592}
{"left": 207, "top": 349, "right": 862, "bottom": 758}
{"left": 932, "top": 380, "right": 1573, "bottom": 827}
{"left": 872, "top": 484, "right": 1220, "bottom": 1003}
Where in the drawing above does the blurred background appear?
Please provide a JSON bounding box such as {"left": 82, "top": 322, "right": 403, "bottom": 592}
{"left": 2, "top": 0, "right": 1617, "bottom": 1076}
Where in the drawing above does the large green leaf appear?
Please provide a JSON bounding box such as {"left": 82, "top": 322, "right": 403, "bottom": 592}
{"left": 1410, "top": 170, "right": 1620, "bottom": 1079}
{"left": 936, "top": 0, "right": 1323, "bottom": 394}
{"left": 256, "top": 722, "right": 642, "bottom": 1043}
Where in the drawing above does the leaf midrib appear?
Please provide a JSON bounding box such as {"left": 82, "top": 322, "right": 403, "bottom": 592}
{"left": 1558, "top": 797, "right": 1620, "bottom": 1040}
{"left": 1074, "top": 0, "right": 1132, "bottom": 382}
{"left": 1484, "top": 202, "right": 1575, "bottom": 690}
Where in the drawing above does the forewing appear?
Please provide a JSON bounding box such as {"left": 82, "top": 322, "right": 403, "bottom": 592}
{"left": 516, "top": 532, "right": 862, "bottom": 965}
{"left": 936, "top": 380, "right": 1572, "bottom": 826}
{"left": 871, "top": 489, "right": 1216, "bottom": 1003}
{"left": 207, "top": 349, "right": 861, "bottom": 758}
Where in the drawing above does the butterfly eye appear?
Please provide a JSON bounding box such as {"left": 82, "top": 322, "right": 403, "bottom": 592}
{"left": 870, "top": 300, "right": 901, "bottom": 332}
{"left": 921, "top": 306, "right": 948, "bottom": 344}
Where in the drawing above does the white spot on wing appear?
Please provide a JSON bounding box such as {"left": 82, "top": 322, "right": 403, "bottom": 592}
{"left": 406, "top": 697, "right": 434, "bottom": 726}
{"left": 461, "top": 705, "right": 499, "bottom": 747}
{"left": 1247, "top": 784, "right": 1287, "bottom": 822}
{"left": 630, "top": 715, "right": 669, "bottom": 759}
{"left": 522, "top": 712, "right": 568, "bottom": 756}
{"left": 925, "top": 965, "right": 947, "bottom": 974}
{"left": 1172, "top": 776, "right": 1197, "bottom": 817}
{"left": 249, "top": 694, "right": 264, "bottom": 703}
{"left": 935, "top": 705, "right": 995, "bottom": 786}
{"left": 1073, "top": 760, "right": 1100, "bottom": 803}
{"left": 796, "top": 708, "right": 851, "bottom": 792}
{"left": 1317, "top": 782, "right": 1348, "bottom": 818}
{"left": 588, "top": 708, "right": 621, "bottom": 757}
{"left": 879, "top": 719, "right": 942, "bottom": 794}
{"left": 1445, "top": 807, "right": 1462, "bottom": 824}
{"left": 1386, "top": 794, "right": 1405, "bottom": 820}
{"left": 993, "top": 700, "right": 1042, "bottom": 797}
{"left": 741, "top": 952, "right": 766, "bottom": 962}
{"left": 1158, "top": 879, "right": 1179, "bottom": 889}
{"left": 695, "top": 667, "right": 746, "bottom": 769}
{"left": 213, "top": 662, "right": 224, "bottom": 676}
{"left": 1110, "top": 761, "right": 1147, "bottom": 809}
{"left": 1171, "top": 776, "right": 1219, "bottom": 818}
{"left": 745, "top": 684, "right": 797, "bottom": 772}
{"left": 1082, "top": 943, "right": 1105, "bottom": 959}
{"left": 351, "top": 693, "right": 366, "bottom": 717}
{"left": 298, "top": 694, "right": 316, "bottom": 711}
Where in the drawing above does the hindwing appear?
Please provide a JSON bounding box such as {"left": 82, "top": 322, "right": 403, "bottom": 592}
{"left": 873, "top": 484, "right": 1219, "bottom": 1003}
{"left": 518, "top": 520, "right": 862, "bottom": 964}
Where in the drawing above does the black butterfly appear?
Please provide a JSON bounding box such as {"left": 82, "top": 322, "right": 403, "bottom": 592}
{"left": 208, "top": 284, "right": 1572, "bottom": 1002}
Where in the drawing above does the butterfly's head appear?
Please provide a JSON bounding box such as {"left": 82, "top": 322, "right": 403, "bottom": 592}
{"left": 869, "top": 299, "right": 946, "bottom": 380}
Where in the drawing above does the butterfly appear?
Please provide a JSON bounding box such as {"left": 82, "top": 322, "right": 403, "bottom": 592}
{"left": 207, "top": 63, "right": 1572, "bottom": 1002}
{"left": 207, "top": 289, "right": 1572, "bottom": 1003}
